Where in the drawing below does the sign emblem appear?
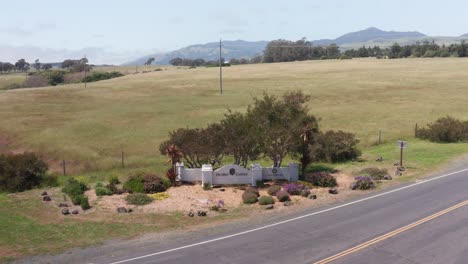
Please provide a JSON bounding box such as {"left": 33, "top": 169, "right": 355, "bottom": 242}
{"left": 229, "top": 168, "right": 236, "bottom": 176}
{"left": 272, "top": 168, "right": 278, "bottom": 174}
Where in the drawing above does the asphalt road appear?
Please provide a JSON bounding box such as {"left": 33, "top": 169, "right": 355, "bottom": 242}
{"left": 21, "top": 167, "right": 468, "bottom": 264}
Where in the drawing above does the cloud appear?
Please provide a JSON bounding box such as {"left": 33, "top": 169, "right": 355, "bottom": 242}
{"left": 0, "top": 45, "right": 155, "bottom": 65}
{"left": 0, "top": 21, "right": 57, "bottom": 37}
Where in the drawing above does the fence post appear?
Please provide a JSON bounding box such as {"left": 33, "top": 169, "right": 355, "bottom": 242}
{"left": 378, "top": 129, "right": 382, "bottom": 145}
{"left": 415, "top": 123, "right": 418, "bottom": 137}
{"left": 62, "top": 160, "right": 66, "bottom": 176}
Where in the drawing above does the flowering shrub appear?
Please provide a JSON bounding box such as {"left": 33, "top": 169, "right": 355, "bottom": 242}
{"left": 351, "top": 176, "right": 375, "bottom": 190}
{"left": 305, "top": 172, "right": 337, "bottom": 187}
{"left": 149, "top": 192, "right": 170, "bottom": 200}
{"left": 283, "top": 183, "right": 303, "bottom": 195}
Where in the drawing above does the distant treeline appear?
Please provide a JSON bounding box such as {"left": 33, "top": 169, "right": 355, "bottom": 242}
{"left": 168, "top": 38, "right": 468, "bottom": 66}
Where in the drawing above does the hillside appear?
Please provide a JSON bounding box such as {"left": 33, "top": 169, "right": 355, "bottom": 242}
{"left": 314, "top": 27, "right": 426, "bottom": 45}
{"left": 125, "top": 40, "right": 268, "bottom": 65}
{"left": 2, "top": 58, "right": 468, "bottom": 174}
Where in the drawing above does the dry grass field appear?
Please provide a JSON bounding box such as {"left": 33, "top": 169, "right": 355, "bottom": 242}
{"left": 0, "top": 58, "right": 468, "bottom": 175}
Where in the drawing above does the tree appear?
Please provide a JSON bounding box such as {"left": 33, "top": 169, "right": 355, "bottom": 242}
{"left": 248, "top": 91, "right": 318, "bottom": 167}
{"left": 15, "top": 59, "right": 30, "bottom": 72}
{"left": 42, "top": 63, "right": 52, "bottom": 71}
{"left": 169, "top": 57, "right": 183, "bottom": 66}
{"left": 33, "top": 59, "right": 41, "bottom": 71}
{"left": 390, "top": 43, "right": 402, "bottom": 58}
{"left": 144, "top": 57, "right": 155, "bottom": 66}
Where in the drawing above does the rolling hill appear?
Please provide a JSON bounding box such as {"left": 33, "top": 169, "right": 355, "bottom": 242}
{"left": 124, "top": 28, "right": 468, "bottom": 65}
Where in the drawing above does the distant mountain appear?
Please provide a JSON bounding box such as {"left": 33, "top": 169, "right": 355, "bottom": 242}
{"left": 314, "top": 27, "right": 426, "bottom": 45}
{"left": 124, "top": 40, "right": 268, "bottom": 65}
{"left": 124, "top": 28, "right": 467, "bottom": 65}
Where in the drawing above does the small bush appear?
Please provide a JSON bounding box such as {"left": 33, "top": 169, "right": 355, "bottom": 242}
{"left": 267, "top": 185, "right": 281, "bottom": 196}
{"left": 283, "top": 183, "right": 303, "bottom": 195}
{"left": 41, "top": 173, "right": 59, "bottom": 187}
{"left": 72, "top": 194, "right": 85, "bottom": 205}
{"left": 301, "top": 188, "right": 311, "bottom": 197}
{"left": 360, "top": 167, "right": 389, "bottom": 181}
{"left": 123, "top": 171, "right": 146, "bottom": 193}
{"left": 305, "top": 172, "right": 337, "bottom": 187}
{"left": 0, "top": 152, "right": 48, "bottom": 192}
{"left": 203, "top": 182, "right": 212, "bottom": 190}
{"left": 108, "top": 175, "right": 120, "bottom": 185}
{"left": 143, "top": 174, "right": 170, "bottom": 193}
{"left": 149, "top": 192, "right": 169, "bottom": 200}
{"left": 416, "top": 116, "right": 468, "bottom": 143}
{"left": 311, "top": 130, "right": 361, "bottom": 163}
{"left": 242, "top": 191, "right": 258, "bottom": 204}
{"left": 62, "top": 178, "right": 87, "bottom": 197}
{"left": 351, "top": 176, "right": 375, "bottom": 190}
{"left": 82, "top": 71, "right": 124, "bottom": 83}
{"left": 258, "top": 196, "right": 275, "bottom": 205}
{"left": 73, "top": 176, "right": 89, "bottom": 186}
{"left": 297, "top": 180, "right": 315, "bottom": 189}
{"left": 276, "top": 190, "right": 290, "bottom": 202}
{"left": 80, "top": 196, "right": 91, "bottom": 210}
{"left": 245, "top": 187, "right": 260, "bottom": 197}
{"left": 95, "top": 182, "right": 104, "bottom": 188}
{"left": 166, "top": 168, "right": 177, "bottom": 186}
{"left": 95, "top": 187, "right": 113, "bottom": 196}
{"left": 125, "top": 193, "right": 154, "bottom": 205}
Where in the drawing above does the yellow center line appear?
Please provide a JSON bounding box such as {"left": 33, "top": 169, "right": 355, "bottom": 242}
{"left": 314, "top": 200, "right": 468, "bottom": 264}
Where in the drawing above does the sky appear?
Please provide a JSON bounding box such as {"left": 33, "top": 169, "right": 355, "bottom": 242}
{"left": 1, "top": 0, "right": 467, "bottom": 64}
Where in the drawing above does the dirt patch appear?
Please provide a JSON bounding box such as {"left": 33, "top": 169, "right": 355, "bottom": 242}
{"left": 84, "top": 172, "right": 372, "bottom": 216}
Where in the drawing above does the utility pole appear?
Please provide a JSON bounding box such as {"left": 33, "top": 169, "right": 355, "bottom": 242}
{"left": 84, "top": 54, "right": 87, "bottom": 89}
{"left": 219, "top": 38, "right": 223, "bottom": 95}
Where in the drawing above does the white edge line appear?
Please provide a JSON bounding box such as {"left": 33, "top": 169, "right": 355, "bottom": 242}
{"left": 107, "top": 167, "right": 468, "bottom": 264}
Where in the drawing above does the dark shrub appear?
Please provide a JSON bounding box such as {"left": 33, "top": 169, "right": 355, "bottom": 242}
{"left": 62, "top": 178, "right": 87, "bottom": 197}
{"left": 242, "top": 191, "right": 258, "bottom": 204}
{"left": 203, "top": 182, "right": 212, "bottom": 190}
{"left": 360, "top": 167, "right": 389, "bottom": 181}
{"left": 267, "top": 185, "right": 281, "bottom": 196}
{"left": 143, "top": 174, "right": 170, "bottom": 193}
{"left": 258, "top": 196, "right": 275, "bottom": 205}
{"left": 80, "top": 196, "right": 91, "bottom": 210}
{"left": 417, "top": 116, "right": 468, "bottom": 143}
{"left": 166, "top": 168, "right": 177, "bottom": 186}
{"left": 283, "top": 183, "right": 303, "bottom": 195}
{"left": 305, "top": 172, "right": 337, "bottom": 187}
{"left": 82, "top": 71, "right": 124, "bottom": 82}
{"left": 95, "top": 187, "right": 113, "bottom": 196}
{"left": 108, "top": 175, "right": 120, "bottom": 185}
{"left": 311, "top": 130, "right": 361, "bottom": 163}
{"left": 0, "top": 152, "right": 48, "bottom": 192}
{"left": 125, "top": 193, "right": 153, "bottom": 205}
{"left": 351, "top": 176, "right": 375, "bottom": 190}
{"left": 276, "top": 190, "right": 290, "bottom": 202}
{"left": 245, "top": 187, "right": 260, "bottom": 197}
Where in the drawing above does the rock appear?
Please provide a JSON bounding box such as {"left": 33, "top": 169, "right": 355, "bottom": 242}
{"left": 375, "top": 156, "right": 383, "bottom": 162}
{"left": 41, "top": 191, "right": 48, "bottom": 196}
{"left": 219, "top": 188, "right": 225, "bottom": 192}
{"left": 59, "top": 203, "right": 69, "bottom": 207}
{"left": 395, "top": 170, "right": 403, "bottom": 176}
{"left": 283, "top": 201, "right": 291, "bottom": 206}
{"left": 71, "top": 209, "right": 79, "bottom": 215}
{"left": 127, "top": 208, "right": 133, "bottom": 213}
{"left": 397, "top": 166, "right": 406, "bottom": 172}
{"left": 42, "top": 195, "right": 51, "bottom": 201}
{"left": 308, "top": 194, "right": 317, "bottom": 200}
{"left": 393, "top": 162, "right": 400, "bottom": 166}
{"left": 117, "top": 207, "right": 128, "bottom": 213}
{"left": 329, "top": 188, "right": 339, "bottom": 195}
{"left": 188, "top": 211, "right": 195, "bottom": 217}
{"left": 383, "top": 174, "right": 393, "bottom": 180}
{"left": 264, "top": 204, "right": 274, "bottom": 210}
{"left": 197, "top": 210, "right": 207, "bottom": 217}
{"left": 61, "top": 208, "right": 70, "bottom": 215}
{"left": 212, "top": 185, "right": 222, "bottom": 188}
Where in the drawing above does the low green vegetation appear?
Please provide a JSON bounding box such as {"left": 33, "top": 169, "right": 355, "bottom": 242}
{"left": 125, "top": 193, "right": 153, "bottom": 205}
{"left": 258, "top": 196, "right": 275, "bottom": 205}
